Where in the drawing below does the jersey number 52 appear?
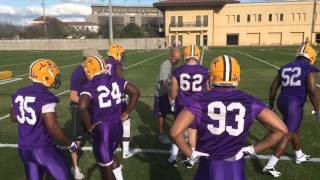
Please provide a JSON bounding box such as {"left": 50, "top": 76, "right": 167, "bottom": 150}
{"left": 281, "top": 67, "right": 301, "bottom": 87}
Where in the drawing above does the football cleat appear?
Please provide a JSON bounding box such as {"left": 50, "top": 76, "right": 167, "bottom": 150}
{"left": 184, "top": 45, "right": 201, "bottom": 61}
{"left": 263, "top": 167, "right": 281, "bottom": 177}
{"left": 122, "top": 149, "right": 138, "bottom": 159}
{"left": 82, "top": 56, "right": 106, "bottom": 80}
{"left": 158, "top": 134, "right": 171, "bottom": 144}
{"left": 209, "top": 55, "right": 240, "bottom": 87}
{"left": 29, "top": 59, "right": 61, "bottom": 89}
{"left": 296, "top": 39, "right": 317, "bottom": 64}
{"left": 71, "top": 167, "right": 85, "bottom": 180}
{"left": 295, "top": 153, "right": 311, "bottom": 164}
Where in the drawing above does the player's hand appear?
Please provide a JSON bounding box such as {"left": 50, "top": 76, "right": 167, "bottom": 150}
{"left": 312, "top": 110, "right": 320, "bottom": 121}
{"left": 121, "top": 112, "right": 129, "bottom": 121}
{"left": 88, "top": 121, "right": 101, "bottom": 133}
{"left": 69, "top": 141, "right": 78, "bottom": 152}
{"left": 189, "top": 150, "right": 209, "bottom": 162}
{"left": 242, "top": 145, "right": 256, "bottom": 156}
{"left": 169, "top": 99, "right": 176, "bottom": 112}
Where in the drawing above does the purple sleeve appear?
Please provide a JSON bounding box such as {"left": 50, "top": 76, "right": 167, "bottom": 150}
{"left": 116, "top": 77, "right": 127, "bottom": 91}
{"left": 80, "top": 82, "right": 93, "bottom": 98}
{"left": 309, "top": 65, "right": 320, "bottom": 73}
{"left": 43, "top": 92, "right": 59, "bottom": 105}
{"left": 250, "top": 96, "right": 266, "bottom": 120}
{"left": 70, "top": 68, "right": 84, "bottom": 91}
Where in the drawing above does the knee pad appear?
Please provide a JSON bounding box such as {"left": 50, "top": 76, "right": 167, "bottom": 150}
{"left": 123, "top": 118, "right": 131, "bottom": 138}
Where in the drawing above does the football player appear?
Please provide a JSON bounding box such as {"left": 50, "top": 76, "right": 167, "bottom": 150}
{"left": 69, "top": 48, "right": 101, "bottom": 179}
{"left": 105, "top": 44, "right": 137, "bottom": 159}
{"left": 10, "top": 59, "right": 77, "bottom": 180}
{"left": 168, "top": 45, "right": 208, "bottom": 167}
{"left": 170, "top": 55, "right": 288, "bottom": 180}
{"left": 263, "top": 42, "right": 319, "bottom": 177}
{"left": 79, "top": 56, "right": 140, "bottom": 180}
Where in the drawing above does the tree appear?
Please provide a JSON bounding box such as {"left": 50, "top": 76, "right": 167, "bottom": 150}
{"left": 120, "top": 23, "right": 143, "bottom": 38}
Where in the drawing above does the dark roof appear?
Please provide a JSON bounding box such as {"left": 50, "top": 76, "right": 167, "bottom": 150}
{"left": 154, "top": 0, "right": 239, "bottom": 10}
{"left": 32, "top": 16, "right": 61, "bottom": 22}
{"left": 64, "top": 22, "right": 98, "bottom": 26}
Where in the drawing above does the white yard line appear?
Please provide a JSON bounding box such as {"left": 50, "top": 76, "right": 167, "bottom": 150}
{"left": 232, "top": 49, "right": 320, "bottom": 88}
{"left": 0, "top": 78, "right": 23, "bottom": 85}
{"left": 0, "top": 143, "right": 319, "bottom": 162}
{"left": 0, "top": 52, "right": 168, "bottom": 121}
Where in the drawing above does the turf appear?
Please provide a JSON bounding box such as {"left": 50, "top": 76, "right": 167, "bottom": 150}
{"left": 1, "top": 47, "right": 320, "bottom": 180}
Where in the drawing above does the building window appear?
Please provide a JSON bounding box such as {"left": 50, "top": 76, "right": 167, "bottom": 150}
{"left": 178, "top": 35, "right": 183, "bottom": 46}
{"left": 130, "top": 16, "right": 135, "bottom": 23}
{"left": 171, "top": 16, "right": 176, "bottom": 26}
{"left": 303, "top": 13, "right": 306, "bottom": 21}
{"left": 171, "top": 35, "right": 176, "bottom": 44}
{"left": 226, "top": 34, "right": 239, "bottom": 45}
{"left": 196, "top": 16, "right": 201, "bottom": 27}
{"left": 236, "top": 15, "right": 240, "bottom": 23}
{"left": 203, "top": 15, "right": 208, "bottom": 27}
{"left": 196, "top": 35, "right": 201, "bottom": 46}
{"left": 203, "top": 35, "right": 208, "bottom": 46}
{"left": 280, "top": 14, "right": 284, "bottom": 21}
{"left": 316, "top": 33, "right": 320, "bottom": 44}
{"left": 247, "top": 14, "right": 251, "bottom": 22}
{"left": 258, "top": 14, "right": 262, "bottom": 22}
{"left": 269, "top": 14, "right": 272, "bottom": 22}
{"left": 178, "top": 16, "right": 183, "bottom": 27}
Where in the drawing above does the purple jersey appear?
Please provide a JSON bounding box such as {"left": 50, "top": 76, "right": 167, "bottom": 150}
{"left": 11, "top": 83, "right": 59, "bottom": 149}
{"left": 172, "top": 64, "right": 208, "bottom": 106}
{"left": 70, "top": 65, "right": 87, "bottom": 93}
{"left": 80, "top": 74, "right": 127, "bottom": 124}
{"left": 185, "top": 88, "right": 265, "bottom": 160}
{"left": 278, "top": 57, "right": 319, "bottom": 104}
{"left": 105, "top": 58, "right": 124, "bottom": 76}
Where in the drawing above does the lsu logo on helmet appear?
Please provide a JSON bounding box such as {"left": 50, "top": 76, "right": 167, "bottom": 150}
{"left": 296, "top": 43, "right": 318, "bottom": 65}
{"left": 82, "top": 56, "right": 106, "bottom": 80}
{"left": 29, "top": 59, "right": 61, "bottom": 89}
{"left": 184, "top": 45, "right": 200, "bottom": 61}
{"left": 209, "top": 55, "right": 240, "bottom": 87}
{"left": 108, "top": 44, "right": 125, "bottom": 61}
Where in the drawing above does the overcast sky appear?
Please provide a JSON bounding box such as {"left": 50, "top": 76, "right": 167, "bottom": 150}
{"left": 0, "top": 0, "right": 310, "bottom": 25}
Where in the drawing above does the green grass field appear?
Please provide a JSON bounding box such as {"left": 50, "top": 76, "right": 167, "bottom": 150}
{"left": 1, "top": 46, "right": 320, "bottom": 180}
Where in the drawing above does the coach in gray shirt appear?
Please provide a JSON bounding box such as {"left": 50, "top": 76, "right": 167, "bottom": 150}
{"left": 153, "top": 47, "right": 180, "bottom": 144}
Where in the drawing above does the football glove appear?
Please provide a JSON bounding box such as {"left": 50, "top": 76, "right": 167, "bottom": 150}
{"left": 186, "top": 150, "right": 209, "bottom": 164}
{"left": 312, "top": 110, "right": 320, "bottom": 121}
{"left": 69, "top": 142, "right": 78, "bottom": 153}
{"left": 242, "top": 145, "right": 256, "bottom": 156}
{"left": 169, "top": 99, "right": 176, "bottom": 112}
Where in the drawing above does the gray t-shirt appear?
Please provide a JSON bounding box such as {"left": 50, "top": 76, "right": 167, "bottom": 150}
{"left": 155, "top": 59, "right": 174, "bottom": 96}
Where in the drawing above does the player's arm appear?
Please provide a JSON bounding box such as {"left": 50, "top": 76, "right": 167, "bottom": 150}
{"left": 10, "top": 107, "right": 17, "bottom": 123}
{"left": 250, "top": 108, "right": 288, "bottom": 154}
{"left": 122, "top": 82, "right": 140, "bottom": 120}
{"left": 44, "top": 112, "right": 71, "bottom": 146}
{"left": 69, "top": 90, "right": 79, "bottom": 104}
{"left": 170, "top": 76, "right": 178, "bottom": 101}
{"left": 307, "top": 72, "right": 320, "bottom": 112}
{"left": 78, "top": 94, "right": 95, "bottom": 132}
{"left": 115, "top": 64, "right": 124, "bottom": 78}
{"left": 269, "top": 74, "right": 281, "bottom": 109}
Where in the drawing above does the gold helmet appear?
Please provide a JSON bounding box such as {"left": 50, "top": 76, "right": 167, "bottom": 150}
{"left": 184, "top": 45, "right": 201, "bottom": 61}
{"left": 108, "top": 44, "right": 125, "bottom": 61}
{"left": 296, "top": 43, "right": 318, "bottom": 65}
{"left": 82, "top": 56, "right": 106, "bottom": 80}
{"left": 29, "top": 59, "right": 61, "bottom": 89}
{"left": 209, "top": 55, "right": 240, "bottom": 87}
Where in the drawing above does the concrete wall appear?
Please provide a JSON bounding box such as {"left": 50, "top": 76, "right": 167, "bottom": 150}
{"left": 0, "top": 38, "right": 166, "bottom": 50}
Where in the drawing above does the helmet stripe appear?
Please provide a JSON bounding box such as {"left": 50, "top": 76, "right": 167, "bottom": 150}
{"left": 224, "top": 55, "right": 231, "bottom": 81}
{"left": 222, "top": 55, "right": 226, "bottom": 81}
{"left": 300, "top": 44, "right": 306, "bottom": 54}
{"left": 95, "top": 56, "right": 105, "bottom": 70}
{"left": 228, "top": 56, "right": 232, "bottom": 81}
{"left": 191, "top": 45, "right": 194, "bottom": 57}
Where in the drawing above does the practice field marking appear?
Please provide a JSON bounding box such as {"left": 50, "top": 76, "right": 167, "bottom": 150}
{"left": 0, "top": 78, "right": 23, "bottom": 85}
{"left": 232, "top": 49, "right": 320, "bottom": 88}
{"left": 0, "top": 52, "right": 168, "bottom": 121}
{"left": 0, "top": 143, "right": 319, "bottom": 163}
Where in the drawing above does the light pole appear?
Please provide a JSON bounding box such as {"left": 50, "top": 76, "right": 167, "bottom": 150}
{"left": 108, "top": 0, "right": 113, "bottom": 45}
{"left": 310, "top": 0, "right": 317, "bottom": 43}
{"left": 42, "top": 0, "right": 47, "bottom": 39}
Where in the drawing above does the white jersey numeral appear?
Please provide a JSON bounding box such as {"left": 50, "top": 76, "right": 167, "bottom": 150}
{"left": 97, "top": 82, "right": 122, "bottom": 108}
{"left": 14, "top": 96, "right": 37, "bottom": 125}
{"left": 207, "top": 101, "right": 245, "bottom": 136}
{"left": 180, "top": 73, "right": 203, "bottom": 92}
{"left": 281, "top": 67, "right": 301, "bottom": 87}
